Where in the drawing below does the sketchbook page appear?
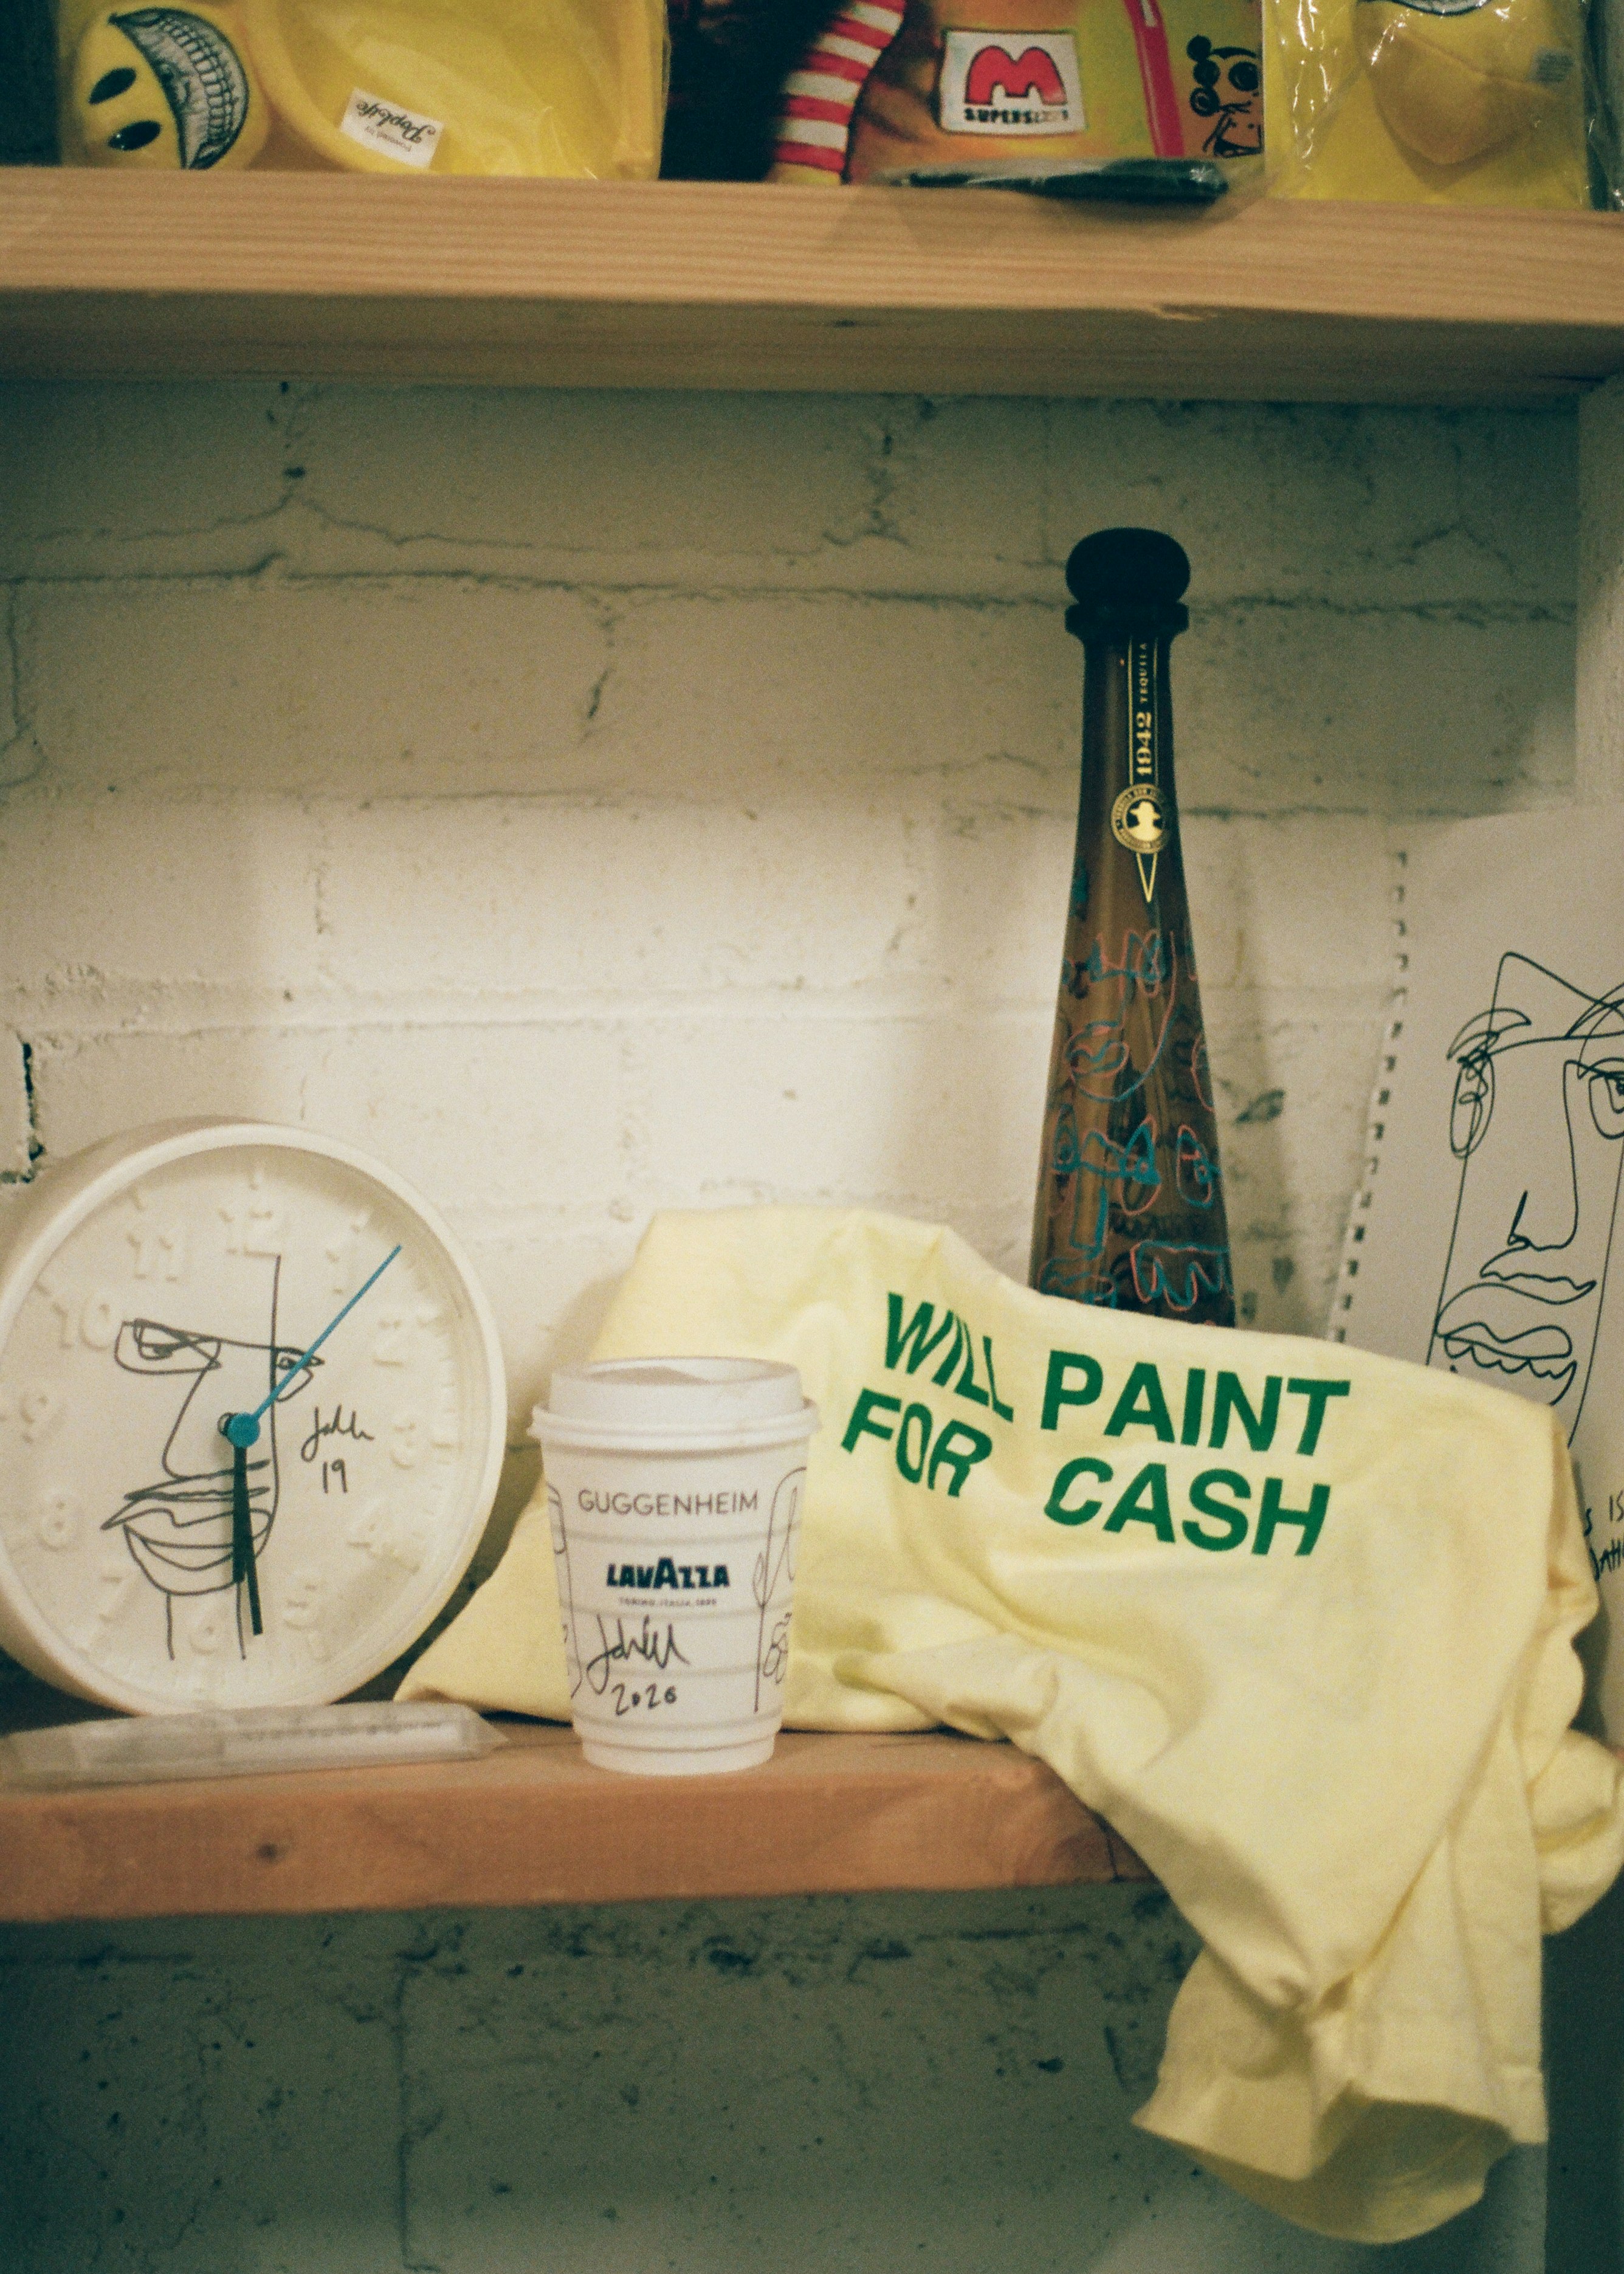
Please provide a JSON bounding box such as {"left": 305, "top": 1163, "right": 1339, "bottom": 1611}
{"left": 1335, "top": 804, "right": 1624, "bottom": 1736}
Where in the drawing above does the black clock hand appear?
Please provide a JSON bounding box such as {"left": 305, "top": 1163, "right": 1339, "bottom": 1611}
{"left": 229, "top": 1435, "right": 263, "bottom": 1638}
{"left": 220, "top": 1244, "right": 402, "bottom": 1636}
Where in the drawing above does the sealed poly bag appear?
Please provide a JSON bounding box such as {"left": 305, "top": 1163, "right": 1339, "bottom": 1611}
{"left": 771, "top": 0, "right": 1262, "bottom": 183}
{"left": 1264, "top": 0, "right": 1590, "bottom": 202}
{"left": 58, "top": 0, "right": 667, "bottom": 176}
{"left": 404, "top": 1205, "right": 1624, "bottom": 2242}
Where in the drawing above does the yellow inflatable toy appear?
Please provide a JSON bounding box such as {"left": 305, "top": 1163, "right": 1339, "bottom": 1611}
{"left": 1355, "top": 0, "right": 1578, "bottom": 165}
{"left": 60, "top": 0, "right": 667, "bottom": 177}
{"left": 1265, "top": 0, "right": 1589, "bottom": 202}
{"left": 71, "top": 4, "right": 268, "bottom": 170}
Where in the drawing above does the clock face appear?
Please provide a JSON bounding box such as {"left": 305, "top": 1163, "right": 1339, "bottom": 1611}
{"left": 0, "top": 1126, "right": 505, "bottom": 1712}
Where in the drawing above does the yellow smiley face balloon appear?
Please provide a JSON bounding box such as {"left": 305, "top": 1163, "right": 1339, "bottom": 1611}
{"left": 72, "top": 4, "right": 268, "bottom": 168}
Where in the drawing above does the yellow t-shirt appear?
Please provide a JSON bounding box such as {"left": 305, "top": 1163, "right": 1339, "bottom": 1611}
{"left": 404, "top": 1204, "right": 1624, "bottom": 2244}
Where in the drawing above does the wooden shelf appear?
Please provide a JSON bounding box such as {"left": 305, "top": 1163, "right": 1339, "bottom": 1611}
{"left": 0, "top": 1711, "right": 1150, "bottom": 1924}
{"left": 2, "top": 168, "right": 1623, "bottom": 402}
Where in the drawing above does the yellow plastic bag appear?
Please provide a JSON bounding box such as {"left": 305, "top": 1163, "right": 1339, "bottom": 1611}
{"left": 58, "top": 0, "right": 668, "bottom": 176}
{"left": 1264, "top": 0, "right": 1589, "bottom": 202}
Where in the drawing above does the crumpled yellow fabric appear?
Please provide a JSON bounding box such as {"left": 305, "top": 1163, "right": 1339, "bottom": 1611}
{"left": 401, "top": 1205, "right": 1624, "bottom": 2244}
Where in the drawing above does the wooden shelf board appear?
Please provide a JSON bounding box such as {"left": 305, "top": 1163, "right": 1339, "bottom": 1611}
{"left": 0, "top": 1712, "right": 1150, "bottom": 1924}
{"left": 2, "top": 170, "right": 1622, "bottom": 402}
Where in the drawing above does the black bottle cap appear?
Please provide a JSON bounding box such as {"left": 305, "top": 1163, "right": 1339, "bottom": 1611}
{"left": 1064, "top": 527, "right": 1190, "bottom": 641}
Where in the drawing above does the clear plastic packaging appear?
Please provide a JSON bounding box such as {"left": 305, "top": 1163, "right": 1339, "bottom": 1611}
{"left": 770, "top": 0, "right": 1264, "bottom": 190}
{"left": 56, "top": 0, "right": 668, "bottom": 176}
{"left": 875, "top": 154, "right": 1233, "bottom": 196}
{"left": 1, "top": 1700, "right": 500, "bottom": 1788}
{"left": 1591, "top": 0, "right": 1624, "bottom": 199}
{"left": 1264, "top": 0, "right": 1600, "bottom": 203}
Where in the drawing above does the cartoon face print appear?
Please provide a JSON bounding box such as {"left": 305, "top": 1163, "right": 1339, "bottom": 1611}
{"left": 1429, "top": 954, "right": 1624, "bottom": 1439}
{"left": 1186, "top": 36, "right": 1261, "bottom": 156}
{"left": 102, "top": 1259, "right": 317, "bottom": 1653}
{"left": 72, "top": 5, "right": 265, "bottom": 170}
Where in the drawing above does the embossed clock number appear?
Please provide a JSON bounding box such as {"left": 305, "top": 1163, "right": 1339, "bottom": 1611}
{"left": 391, "top": 1397, "right": 458, "bottom": 1467}
{"left": 0, "top": 1381, "right": 63, "bottom": 1444}
{"left": 325, "top": 1208, "right": 373, "bottom": 1295}
{"left": 346, "top": 1497, "right": 425, "bottom": 1573}
{"left": 95, "top": 1556, "right": 137, "bottom": 1625}
{"left": 126, "top": 1185, "right": 187, "bottom": 1283}
{"left": 127, "top": 1221, "right": 187, "bottom": 1282}
{"left": 72, "top": 1553, "right": 142, "bottom": 1662}
{"left": 430, "top": 1359, "right": 461, "bottom": 1457}
{"left": 185, "top": 1599, "right": 227, "bottom": 1656}
{"left": 33, "top": 1489, "right": 80, "bottom": 1552}
{"left": 373, "top": 1303, "right": 441, "bottom": 1369}
{"left": 43, "top": 1284, "right": 119, "bottom": 1351}
{"left": 390, "top": 1411, "right": 421, "bottom": 1469}
{"left": 219, "top": 1165, "right": 285, "bottom": 1258}
{"left": 281, "top": 1568, "right": 329, "bottom": 1659}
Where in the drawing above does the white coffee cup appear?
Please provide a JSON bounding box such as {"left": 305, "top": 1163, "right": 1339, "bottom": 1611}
{"left": 531, "top": 1358, "right": 819, "bottom": 1776}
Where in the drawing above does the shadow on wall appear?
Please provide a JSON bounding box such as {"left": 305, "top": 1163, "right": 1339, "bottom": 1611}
{"left": 1546, "top": 1865, "right": 1624, "bottom": 2272}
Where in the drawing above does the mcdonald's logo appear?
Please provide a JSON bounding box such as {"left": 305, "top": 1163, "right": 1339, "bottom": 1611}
{"left": 938, "top": 29, "right": 1084, "bottom": 134}
{"left": 963, "top": 43, "right": 1067, "bottom": 106}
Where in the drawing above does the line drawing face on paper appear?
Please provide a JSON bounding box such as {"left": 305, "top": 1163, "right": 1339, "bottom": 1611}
{"left": 1428, "top": 952, "right": 1624, "bottom": 1437}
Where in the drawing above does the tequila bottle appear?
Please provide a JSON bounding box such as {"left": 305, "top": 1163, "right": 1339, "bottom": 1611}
{"left": 1030, "top": 526, "right": 1234, "bottom": 1324}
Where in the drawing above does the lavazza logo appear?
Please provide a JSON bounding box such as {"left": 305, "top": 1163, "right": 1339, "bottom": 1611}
{"left": 938, "top": 29, "right": 1085, "bottom": 134}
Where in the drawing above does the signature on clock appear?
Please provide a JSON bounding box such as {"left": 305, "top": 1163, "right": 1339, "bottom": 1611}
{"left": 299, "top": 1405, "right": 375, "bottom": 1463}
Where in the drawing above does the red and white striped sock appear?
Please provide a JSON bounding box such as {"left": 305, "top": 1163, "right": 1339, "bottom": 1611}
{"left": 772, "top": 2, "right": 907, "bottom": 177}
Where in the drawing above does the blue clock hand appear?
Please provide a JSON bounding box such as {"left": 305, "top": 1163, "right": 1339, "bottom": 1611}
{"left": 219, "top": 1243, "right": 402, "bottom": 1636}
{"left": 230, "top": 1243, "right": 404, "bottom": 1440}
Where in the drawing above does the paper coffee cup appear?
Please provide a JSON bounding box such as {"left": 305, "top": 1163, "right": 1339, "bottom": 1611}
{"left": 531, "top": 1359, "right": 818, "bottom": 1776}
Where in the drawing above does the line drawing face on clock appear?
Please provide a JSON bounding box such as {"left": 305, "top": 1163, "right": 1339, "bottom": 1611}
{"left": 0, "top": 1125, "right": 506, "bottom": 1715}
{"left": 101, "top": 1252, "right": 318, "bottom": 1657}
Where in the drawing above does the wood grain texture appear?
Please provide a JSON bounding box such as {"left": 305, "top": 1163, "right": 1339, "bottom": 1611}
{"left": 1, "top": 170, "right": 1622, "bottom": 400}
{"left": 0, "top": 1721, "right": 1151, "bottom": 1923}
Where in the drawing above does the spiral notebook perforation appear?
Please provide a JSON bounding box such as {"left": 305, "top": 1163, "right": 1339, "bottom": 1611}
{"left": 1330, "top": 808, "right": 1624, "bottom": 1730}
{"left": 1329, "top": 853, "right": 1410, "bottom": 1343}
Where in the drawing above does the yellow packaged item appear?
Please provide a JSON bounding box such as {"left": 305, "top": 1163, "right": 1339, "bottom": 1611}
{"left": 402, "top": 1205, "right": 1624, "bottom": 2244}
{"left": 58, "top": 0, "right": 668, "bottom": 176}
{"left": 769, "top": 0, "right": 1262, "bottom": 182}
{"left": 1265, "top": 0, "right": 1590, "bottom": 202}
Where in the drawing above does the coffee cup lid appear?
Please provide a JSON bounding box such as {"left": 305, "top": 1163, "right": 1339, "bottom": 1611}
{"left": 534, "top": 1357, "right": 816, "bottom": 1445}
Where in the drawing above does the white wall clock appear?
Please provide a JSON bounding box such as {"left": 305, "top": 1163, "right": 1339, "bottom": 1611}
{"left": 0, "top": 1120, "right": 507, "bottom": 1713}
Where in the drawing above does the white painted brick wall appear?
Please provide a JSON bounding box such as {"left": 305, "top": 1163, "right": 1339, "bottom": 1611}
{"left": 0, "top": 382, "right": 1577, "bottom": 1482}
{"left": 0, "top": 376, "right": 1574, "bottom": 2274}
